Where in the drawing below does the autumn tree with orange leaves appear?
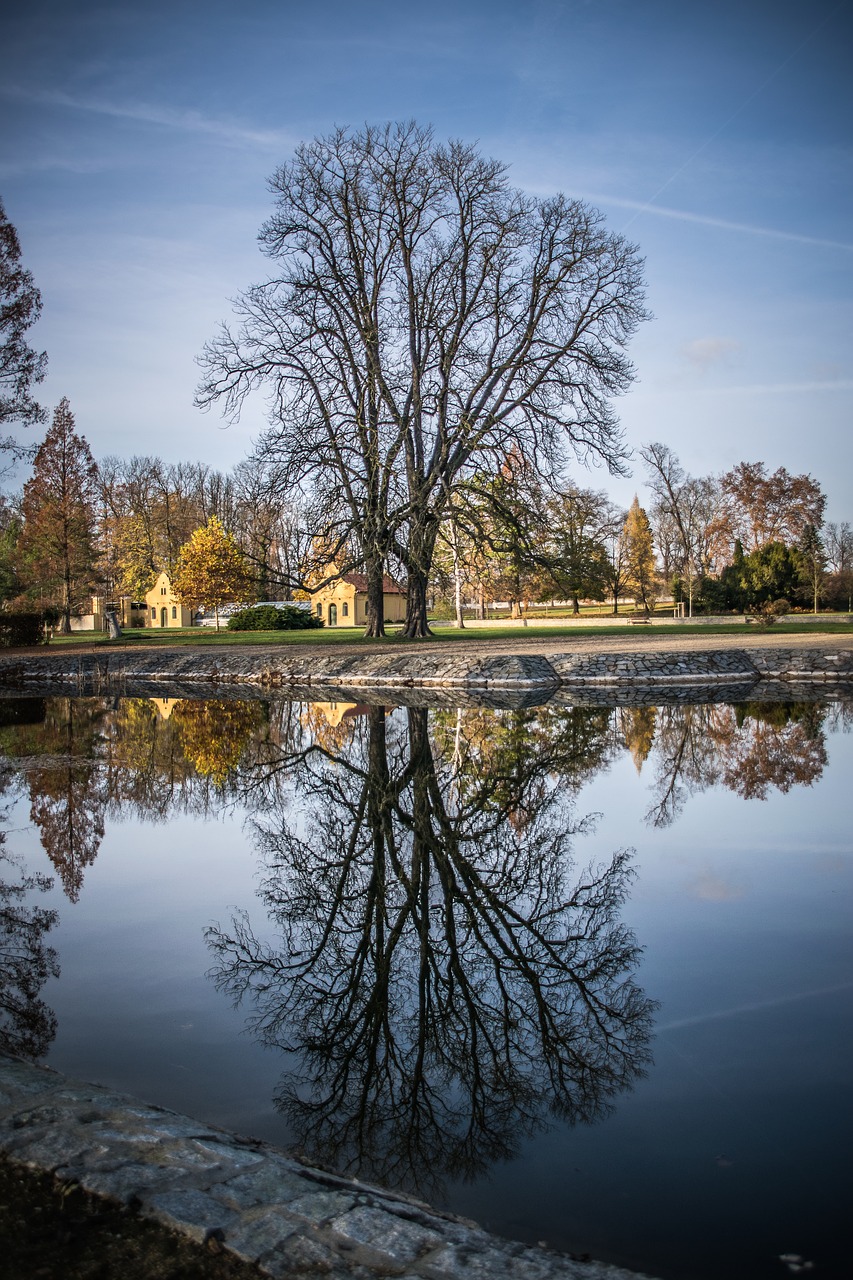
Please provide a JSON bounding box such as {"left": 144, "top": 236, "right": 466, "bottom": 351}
{"left": 172, "top": 515, "right": 253, "bottom": 630}
{"left": 17, "top": 399, "right": 99, "bottom": 632}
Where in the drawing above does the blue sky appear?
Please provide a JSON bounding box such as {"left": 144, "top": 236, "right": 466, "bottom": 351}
{"left": 1, "top": 0, "right": 851, "bottom": 519}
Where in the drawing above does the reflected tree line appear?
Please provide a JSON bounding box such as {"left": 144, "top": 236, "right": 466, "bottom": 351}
{"left": 619, "top": 700, "right": 834, "bottom": 827}
{"left": 0, "top": 690, "right": 848, "bottom": 1192}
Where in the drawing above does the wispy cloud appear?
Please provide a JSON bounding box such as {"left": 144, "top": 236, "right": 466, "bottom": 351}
{"left": 697, "top": 380, "right": 853, "bottom": 395}
{"left": 580, "top": 191, "right": 853, "bottom": 253}
{"left": 657, "top": 978, "right": 853, "bottom": 1034}
{"left": 682, "top": 337, "right": 739, "bottom": 370}
{"left": 2, "top": 85, "right": 294, "bottom": 150}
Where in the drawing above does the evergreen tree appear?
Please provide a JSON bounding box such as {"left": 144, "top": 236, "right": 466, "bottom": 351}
{"left": 622, "top": 496, "right": 656, "bottom": 612}
{"left": 17, "top": 399, "right": 99, "bottom": 632}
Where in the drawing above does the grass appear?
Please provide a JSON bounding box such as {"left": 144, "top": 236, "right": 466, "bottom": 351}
{"left": 0, "top": 1156, "right": 262, "bottom": 1280}
{"left": 37, "top": 617, "right": 853, "bottom": 650}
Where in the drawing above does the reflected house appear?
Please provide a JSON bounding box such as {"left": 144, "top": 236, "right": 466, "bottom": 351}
{"left": 144, "top": 572, "right": 195, "bottom": 629}
{"left": 310, "top": 701, "right": 373, "bottom": 727}
{"left": 308, "top": 566, "right": 405, "bottom": 628}
{"left": 150, "top": 697, "right": 180, "bottom": 720}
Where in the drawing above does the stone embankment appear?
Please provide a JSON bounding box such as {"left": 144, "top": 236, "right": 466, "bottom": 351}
{"left": 0, "top": 1053, "right": 655, "bottom": 1280}
{"left": 0, "top": 644, "right": 851, "bottom": 706}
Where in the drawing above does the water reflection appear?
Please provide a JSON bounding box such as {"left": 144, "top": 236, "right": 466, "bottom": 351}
{"left": 0, "top": 771, "right": 59, "bottom": 1059}
{"left": 631, "top": 701, "right": 829, "bottom": 827}
{"left": 0, "top": 691, "right": 843, "bottom": 1095}
{"left": 208, "top": 704, "right": 656, "bottom": 1194}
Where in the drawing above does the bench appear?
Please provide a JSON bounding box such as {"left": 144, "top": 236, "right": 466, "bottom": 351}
{"left": 626, "top": 612, "right": 651, "bottom": 624}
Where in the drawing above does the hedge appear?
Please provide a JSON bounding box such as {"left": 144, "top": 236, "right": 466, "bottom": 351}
{"left": 226, "top": 604, "right": 325, "bottom": 632}
{"left": 0, "top": 612, "right": 48, "bottom": 647}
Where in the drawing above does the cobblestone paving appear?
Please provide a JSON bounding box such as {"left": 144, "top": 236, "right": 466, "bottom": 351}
{"left": 0, "top": 1053, "right": 657, "bottom": 1280}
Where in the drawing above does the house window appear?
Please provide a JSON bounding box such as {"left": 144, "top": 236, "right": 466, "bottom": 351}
{"left": 316, "top": 603, "right": 323, "bottom": 617}
{"left": 161, "top": 586, "right": 166, "bottom": 595}
{"left": 151, "top": 607, "right": 156, "bottom": 618}
{"left": 172, "top": 606, "right": 177, "bottom": 619}
{"left": 342, "top": 602, "right": 348, "bottom": 618}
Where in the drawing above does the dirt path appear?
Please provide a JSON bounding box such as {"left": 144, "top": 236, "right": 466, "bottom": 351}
{"left": 29, "top": 627, "right": 853, "bottom": 664}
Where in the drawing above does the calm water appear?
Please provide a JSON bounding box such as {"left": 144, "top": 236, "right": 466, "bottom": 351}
{"left": 1, "top": 692, "right": 850, "bottom": 1280}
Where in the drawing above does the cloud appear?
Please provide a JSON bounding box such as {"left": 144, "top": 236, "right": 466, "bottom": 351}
{"left": 688, "top": 871, "right": 745, "bottom": 902}
{"left": 682, "top": 337, "right": 739, "bottom": 370}
{"left": 698, "top": 380, "right": 853, "bottom": 395}
{"left": 657, "top": 978, "right": 853, "bottom": 1034}
{"left": 2, "top": 85, "right": 294, "bottom": 151}
{"left": 578, "top": 191, "right": 853, "bottom": 254}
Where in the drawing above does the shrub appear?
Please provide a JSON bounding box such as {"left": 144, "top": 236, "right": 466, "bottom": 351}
{"left": 0, "top": 612, "right": 48, "bottom": 647}
{"left": 747, "top": 598, "right": 790, "bottom": 627}
{"left": 226, "top": 604, "right": 324, "bottom": 632}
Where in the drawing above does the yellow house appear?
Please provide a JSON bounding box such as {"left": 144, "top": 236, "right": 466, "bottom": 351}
{"left": 144, "top": 572, "right": 195, "bottom": 628}
{"left": 309, "top": 570, "right": 406, "bottom": 628}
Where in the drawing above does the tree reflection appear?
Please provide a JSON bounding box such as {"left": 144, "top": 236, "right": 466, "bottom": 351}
{"left": 25, "top": 699, "right": 107, "bottom": 902}
{"left": 641, "top": 701, "right": 830, "bottom": 827}
{"left": 208, "top": 705, "right": 654, "bottom": 1196}
{"left": 170, "top": 699, "right": 266, "bottom": 789}
{"left": 0, "top": 786, "right": 59, "bottom": 1059}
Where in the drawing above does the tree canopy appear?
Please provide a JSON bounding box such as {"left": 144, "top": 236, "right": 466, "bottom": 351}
{"left": 172, "top": 515, "right": 253, "bottom": 629}
{"left": 0, "top": 199, "right": 47, "bottom": 455}
{"left": 197, "top": 122, "right": 648, "bottom": 637}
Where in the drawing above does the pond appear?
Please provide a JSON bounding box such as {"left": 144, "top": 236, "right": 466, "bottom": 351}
{"left": 0, "top": 690, "right": 850, "bottom": 1280}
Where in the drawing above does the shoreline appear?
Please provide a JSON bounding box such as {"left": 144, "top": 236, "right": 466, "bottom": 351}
{"left": 0, "top": 638, "right": 851, "bottom": 703}
{"left": 0, "top": 1052, "right": 657, "bottom": 1280}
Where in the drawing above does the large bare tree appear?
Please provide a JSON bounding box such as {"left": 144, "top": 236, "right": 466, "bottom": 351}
{"left": 197, "top": 123, "right": 648, "bottom": 637}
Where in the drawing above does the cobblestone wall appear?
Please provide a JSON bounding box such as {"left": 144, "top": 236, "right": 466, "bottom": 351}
{"left": 0, "top": 646, "right": 851, "bottom": 699}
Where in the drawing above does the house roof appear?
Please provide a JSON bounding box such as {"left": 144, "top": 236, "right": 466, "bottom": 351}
{"left": 315, "top": 572, "right": 405, "bottom": 595}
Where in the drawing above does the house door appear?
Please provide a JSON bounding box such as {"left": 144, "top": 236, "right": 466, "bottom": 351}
{"left": 161, "top": 607, "right": 167, "bottom": 627}
{"left": 328, "top": 603, "right": 338, "bottom": 626}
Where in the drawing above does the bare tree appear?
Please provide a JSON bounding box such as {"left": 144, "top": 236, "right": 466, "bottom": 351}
{"left": 641, "top": 443, "right": 724, "bottom": 615}
{"left": 197, "top": 123, "right": 648, "bottom": 637}
{"left": 0, "top": 199, "right": 47, "bottom": 470}
{"left": 824, "top": 521, "right": 852, "bottom": 575}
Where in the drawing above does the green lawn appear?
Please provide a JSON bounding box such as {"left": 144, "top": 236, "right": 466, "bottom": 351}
{"left": 39, "top": 617, "right": 853, "bottom": 650}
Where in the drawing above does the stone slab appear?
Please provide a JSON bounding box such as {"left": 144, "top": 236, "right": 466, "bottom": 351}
{"left": 0, "top": 1050, "right": 659, "bottom": 1280}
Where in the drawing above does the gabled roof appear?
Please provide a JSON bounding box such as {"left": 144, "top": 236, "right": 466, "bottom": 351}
{"left": 314, "top": 572, "right": 404, "bottom": 595}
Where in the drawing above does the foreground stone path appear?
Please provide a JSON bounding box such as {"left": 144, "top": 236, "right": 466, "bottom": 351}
{"left": 0, "top": 1053, "right": 656, "bottom": 1280}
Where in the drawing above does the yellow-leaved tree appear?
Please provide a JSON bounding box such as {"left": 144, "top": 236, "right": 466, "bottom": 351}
{"left": 172, "top": 516, "right": 252, "bottom": 631}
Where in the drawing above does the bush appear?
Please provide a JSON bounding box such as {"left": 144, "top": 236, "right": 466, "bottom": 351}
{"left": 747, "top": 598, "right": 790, "bottom": 627}
{"left": 226, "top": 604, "right": 324, "bottom": 632}
{"left": 0, "top": 612, "right": 48, "bottom": 647}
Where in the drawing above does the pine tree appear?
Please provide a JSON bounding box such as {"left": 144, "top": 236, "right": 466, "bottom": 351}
{"left": 17, "top": 399, "right": 99, "bottom": 631}
{"left": 623, "top": 496, "right": 656, "bottom": 613}
{"left": 172, "top": 515, "right": 253, "bottom": 631}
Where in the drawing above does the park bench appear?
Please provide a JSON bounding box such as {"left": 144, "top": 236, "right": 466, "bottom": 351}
{"left": 626, "top": 611, "right": 651, "bottom": 624}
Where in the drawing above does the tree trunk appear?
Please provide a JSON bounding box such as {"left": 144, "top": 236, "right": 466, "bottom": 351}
{"left": 450, "top": 518, "right": 465, "bottom": 629}
{"left": 401, "top": 518, "right": 435, "bottom": 639}
{"left": 363, "top": 555, "right": 386, "bottom": 639}
{"left": 572, "top": 594, "right": 580, "bottom": 615}
{"left": 403, "top": 568, "right": 432, "bottom": 638}
{"left": 62, "top": 559, "right": 72, "bottom": 634}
